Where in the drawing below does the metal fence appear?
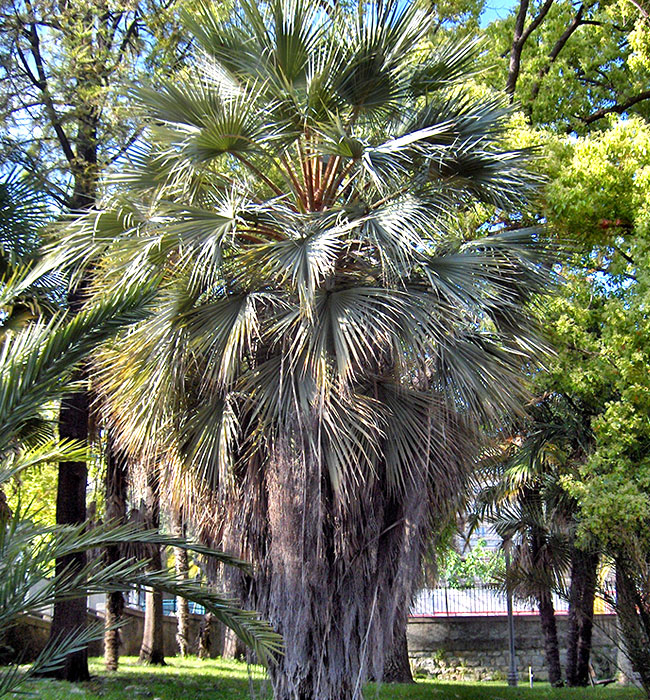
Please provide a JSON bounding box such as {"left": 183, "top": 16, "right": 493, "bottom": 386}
{"left": 410, "top": 585, "right": 568, "bottom": 617}
{"left": 125, "top": 584, "right": 614, "bottom": 619}
{"left": 125, "top": 590, "right": 206, "bottom": 617}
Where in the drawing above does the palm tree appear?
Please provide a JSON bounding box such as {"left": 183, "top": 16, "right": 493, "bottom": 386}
{"left": 56, "top": 1, "right": 554, "bottom": 696}
{"left": 472, "top": 392, "right": 598, "bottom": 687}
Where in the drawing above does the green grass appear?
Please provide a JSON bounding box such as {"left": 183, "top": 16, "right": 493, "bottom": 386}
{"left": 6, "top": 657, "right": 646, "bottom": 700}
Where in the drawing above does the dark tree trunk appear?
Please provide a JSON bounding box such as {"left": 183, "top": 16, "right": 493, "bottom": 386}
{"left": 48, "top": 388, "right": 90, "bottom": 682}
{"left": 66, "top": 106, "right": 98, "bottom": 212}
{"left": 565, "top": 549, "right": 582, "bottom": 686}
{"left": 566, "top": 547, "right": 599, "bottom": 686}
{"left": 139, "top": 474, "right": 165, "bottom": 666}
{"left": 104, "top": 437, "right": 128, "bottom": 672}
{"left": 47, "top": 109, "right": 98, "bottom": 682}
{"left": 615, "top": 560, "right": 650, "bottom": 696}
{"left": 506, "top": 0, "right": 530, "bottom": 97}
{"left": 197, "top": 613, "right": 214, "bottom": 659}
{"left": 575, "top": 551, "right": 598, "bottom": 685}
{"left": 383, "top": 621, "right": 414, "bottom": 684}
{"left": 538, "top": 589, "right": 563, "bottom": 686}
{"left": 240, "top": 437, "right": 431, "bottom": 700}
{"left": 172, "top": 510, "right": 190, "bottom": 657}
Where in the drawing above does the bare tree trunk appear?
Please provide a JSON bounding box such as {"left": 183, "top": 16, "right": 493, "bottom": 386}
{"left": 47, "top": 103, "right": 98, "bottom": 682}
{"left": 615, "top": 560, "right": 650, "bottom": 696}
{"left": 566, "top": 549, "right": 582, "bottom": 686}
{"left": 104, "top": 438, "right": 129, "bottom": 671}
{"left": 538, "top": 589, "right": 563, "bottom": 686}
{"left": 48, "top": 387, "right": 90, "bottom": 682}
{"left": 139, "top": 474, "right": 165, "bottom": 666}
{"left": 575, "top": 551, "right": 598, "bottom": 686}
{"left": 566, "top": 547, "right": 599, "bottom": 685}
{"left": 383, "top": 620, "right": 414, "bottom": 684}
{"left": 172, "top": 510, "right": 190, "bottom": 657}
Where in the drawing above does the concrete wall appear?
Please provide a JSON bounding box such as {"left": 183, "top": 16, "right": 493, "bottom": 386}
{"left": 407, "top": 614, "right": 619, "bottom": 682}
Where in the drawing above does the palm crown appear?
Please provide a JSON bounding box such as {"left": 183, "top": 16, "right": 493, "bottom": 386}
{"left": 62, "top": 0, "right": 552, "bottom": 504}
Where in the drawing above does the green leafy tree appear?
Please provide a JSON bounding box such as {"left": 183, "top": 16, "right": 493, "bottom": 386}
{"left": 482, "top": 0, "right": 650, "bottom": 132}
{"left": 439, "top": 537, "right": 505, "bottom": 588}
{"left": 504, "top": 115, "right": 650, "bottom": 692}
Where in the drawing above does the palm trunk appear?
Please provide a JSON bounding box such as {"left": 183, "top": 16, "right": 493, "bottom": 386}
{"left": 566, "top": 547, "right": 599, "bottom": 686}
{"left": 104, "top": 437, "right": 128, "bottom": 671}
{"left": 242, "top": 437, "right": 429, "bottom": 700}
{"left": 565, "top": 549, "right": 582, "bottom": 686}
{"left": 615, "top": 560, "right": 650, "bottom": 696}
{"left": 139, "top": 474, "right": 165, "bottom": 665}
{"left": 172, "top": 510, "right": 190, "bottom": 657}
{"left": 383, "top": 620, "right": 414, "bottom": 684}
{"left": 538, "top": 589, "right": 563, "bottom": 687}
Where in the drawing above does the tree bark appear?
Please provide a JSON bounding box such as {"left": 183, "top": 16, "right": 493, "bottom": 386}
{"left": 575, "top": 551, "right": 598, "bottom": 685}
{"left": 506, "top": 0, "right": 555, "bottom": 97}
{"left": 103, "top": 437, "right": 129, "bottom": 672}
{"left": 172, "top": 510, "right": 190, "bottom": 657}
{"left": 197, "top": 613, "right": 213, "bottom": 659}
{"left": 240, "top": 436, "right": 431, "bottom": 700}
{"left": 566, "top": 547, "right": 599, "bottom": 685}
{"left": 538, "top": 589, "right": 563, "bottom": 687}
{"left": 382, "top": 621, "right": 414, "bottom": 684}
{"left": 48, "top": 388, "right": 90, "bottom": 682}
{"left": 47, "top": 98, "right": 98, "bottom": 681}
{"left": 615, "top": 560, "right": 650, "bottom": 696}
{"left": 566, "top": 549, "right": 582, "bottom": 686}
{"left": 138, "top": 474, "right": 165, "bottom": 666}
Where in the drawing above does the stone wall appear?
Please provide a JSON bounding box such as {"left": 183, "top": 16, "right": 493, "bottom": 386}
{"left": 4, "top": 609, "right": 621, "bottom": 684}
{"left": 407, "top": 614, "right": 619, "bottom": 682}
{"left": 2, "top": 608, "right": 226, "bottom": 663}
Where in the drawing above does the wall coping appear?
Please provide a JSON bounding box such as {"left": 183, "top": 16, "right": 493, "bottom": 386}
{"left": 408, "top": 613, "right": 617, "bottom": 624}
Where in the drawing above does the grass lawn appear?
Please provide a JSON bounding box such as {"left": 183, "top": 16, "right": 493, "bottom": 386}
{"left": 6, "top": 657, "right": 646, "bottom": 700}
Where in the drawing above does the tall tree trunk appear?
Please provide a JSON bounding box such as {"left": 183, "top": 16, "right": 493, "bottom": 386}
{"left": 615, "top": 560, "right": 650, "bottom": 696}
{"left": 48, "top": 387, "right": 90, "bottom": 682}
{"left": 172, "top": 509, "right": 190, "bottom": 657}
{"left": 241, "top": 437, "right": 430, "bottom": 700}
{"left": 103, "top": 437, "right": 128, "bottom": 671}
{"left": 565, "top": 548, "right": 582, "bottom": 686}
{"left": 538, "top": 589, "right": 563, "bottom": 687}
{"left": 48, "top": 109, "right": 98, "bottom": 682}
{"left": 566, "top": 547, "right": 599, "bottom": 686}
{"left": 139, "top": 474, "right": 165, "bottom": 666}
{"left": 575, "top": 551, "right": 598, "bottom": 685}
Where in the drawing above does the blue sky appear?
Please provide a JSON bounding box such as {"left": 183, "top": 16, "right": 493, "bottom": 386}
{"left": 480, "top": 0, "right": 517, "bottom": 26}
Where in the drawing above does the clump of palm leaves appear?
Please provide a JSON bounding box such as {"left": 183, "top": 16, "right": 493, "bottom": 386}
{"left": 46, "top": 1, "right": 556, "bottom": 696}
